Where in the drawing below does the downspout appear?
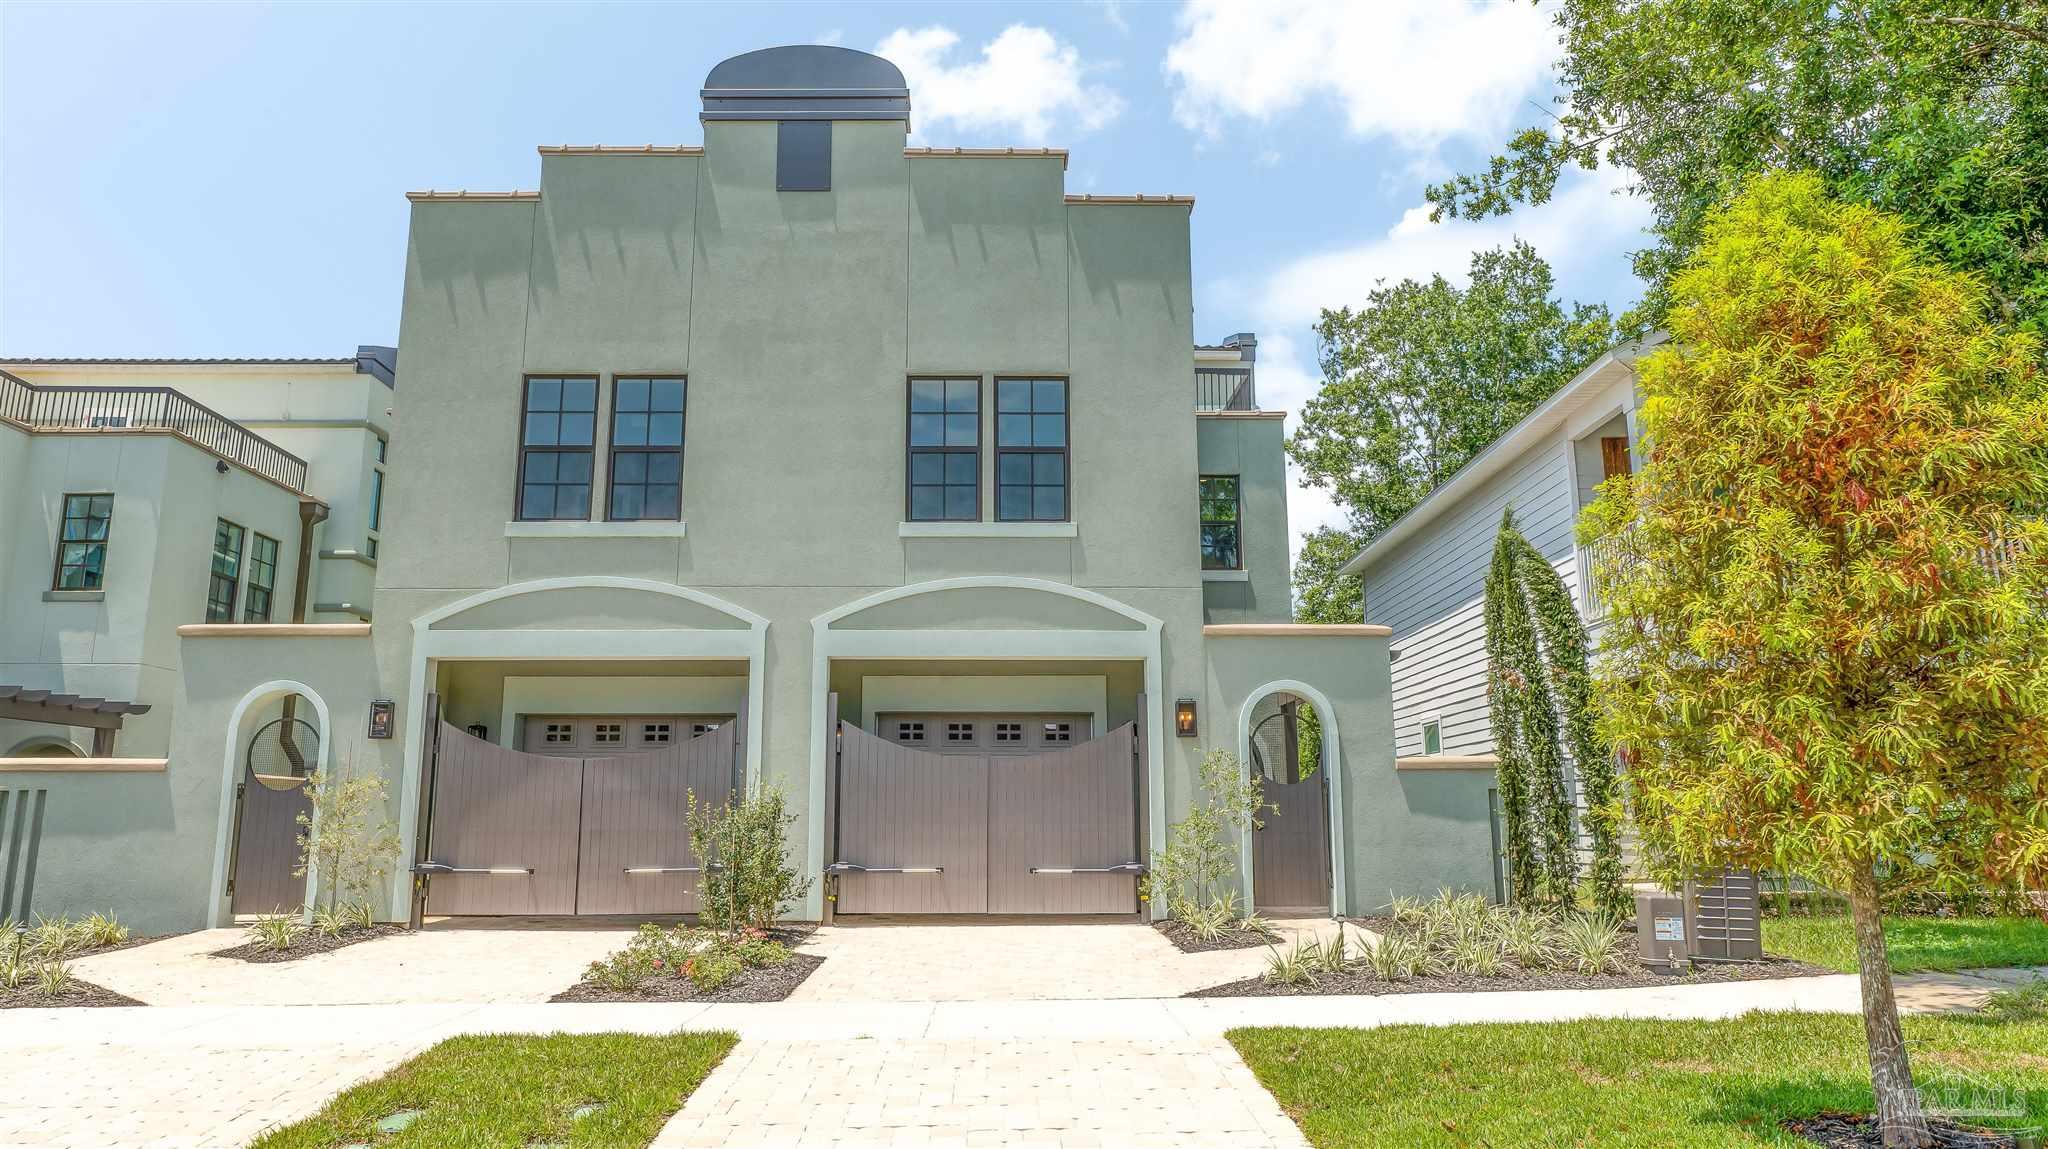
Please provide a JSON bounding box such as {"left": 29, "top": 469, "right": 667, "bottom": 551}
{"left": 292, "top": 498, "right": 330, "bottom": 624}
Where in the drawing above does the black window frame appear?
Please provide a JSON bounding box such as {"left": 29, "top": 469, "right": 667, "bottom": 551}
{"left": 206, "top": 518, "right": 246, "bottom": 623}
{"left": 606, "top": 375, "right": 687, "bottom": 522}
{"left": 51, "top": 492, "right": 113, "bottom": 591}
{"left": 366, "top": 434, "right": 387, "bottom": 559}
{"left": 994, "top": 376, "right": 1070, "bottom": 523}
{"left": 243, "top": 532, "right": 281, "bottom": 622}
{"left": 1199, "top": 474, "right": 1243, "bottom": 570}
{"left": 515, "top": 375, "right": 600, "bottom": 522}
{"left": 905, "top": 376, "right": 982, "bottom": 523}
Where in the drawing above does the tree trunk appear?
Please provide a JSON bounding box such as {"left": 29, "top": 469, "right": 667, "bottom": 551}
{"left": 1848, "top": 862, "right": 1931, "bottom": 1148}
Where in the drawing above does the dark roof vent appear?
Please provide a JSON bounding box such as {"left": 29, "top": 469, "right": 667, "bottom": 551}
{"left": 702, "top": 45, "right": 910, "bottom": 128}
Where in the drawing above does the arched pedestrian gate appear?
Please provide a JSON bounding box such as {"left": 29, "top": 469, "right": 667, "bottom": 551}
{"left": 417, "top": 719, "right": 739, "bottom": 916}
{"left": 828, "top": 720, "right": 1145, "bottom": 915}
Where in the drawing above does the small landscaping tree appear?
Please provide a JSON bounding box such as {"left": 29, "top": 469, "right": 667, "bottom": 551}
{"left": 1484, "top": 510, "right": 1626, "bottom": 917}
{"left": 687, "top": 787, "right": 811, "bottom": 940}
{"left": 1141, "top": 749, "right": 1271, "bottom": 922}
{"left": 294, "top": 764, "right": 402, "bottom": 916}
{"left": 1583, "top": 170, "right": 2048, "bottom": 1148}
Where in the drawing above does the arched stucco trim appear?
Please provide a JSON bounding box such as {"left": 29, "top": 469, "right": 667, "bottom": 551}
{"left": 413, "top": 574, "right": 770, "bottom": 631}
{"left": 392, "top": 576, "right": 771, "bottom": 916}
{"left": 813, "top": 574, "right": 1163, "bottom": 632}
{"left": 805, "top": 576, "right": 1168, "bottom": 920}
{"left": 206, "top": 680, "right": 333, "bottom": 928}
{"left": 1235, "top": 679, "right": 1348, "bottom": 919}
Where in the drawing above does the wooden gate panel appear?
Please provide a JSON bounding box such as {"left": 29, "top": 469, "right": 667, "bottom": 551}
{"left": 834, "top": 721, "right": 988, "bottom": 913}
{"left": 1255, "top": 767, "right": 1331, "bottom": 914}
{"left": 425, "top": 722, "right": 582, "bottom": 916}
{"left": 230, "top": 772, "right": 310, "bottom": 914}
{"left": 988, "top": 723, "right": 1139, "bottom": 914}
{"left": 576, "top": 722, "right": 736, "bottom": 915}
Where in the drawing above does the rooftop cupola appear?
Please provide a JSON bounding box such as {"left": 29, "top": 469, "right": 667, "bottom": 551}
{"left": 700, "top": 45, "right": 910, "bottom": 130}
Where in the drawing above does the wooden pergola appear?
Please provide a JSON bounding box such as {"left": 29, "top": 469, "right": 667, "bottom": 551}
{"left": 0, "top": 686, "right": 151, "bottom": 756}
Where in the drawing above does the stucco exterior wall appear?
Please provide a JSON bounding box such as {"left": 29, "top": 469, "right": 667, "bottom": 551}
{"left": 1195, "top": 412, "right": 1292, "bottom": 623}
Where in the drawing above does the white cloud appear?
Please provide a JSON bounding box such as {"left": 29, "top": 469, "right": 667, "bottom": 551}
{"left": 1216, "top": 166, "right": 1654, "bottom": 570}
{"left": 878, "top": 24, "right": 1124, "bottom": 143}
{"left": 1164, "top": 0, "right": 1556, "bottom": 150}
{"left": 1093, "top": 0, "right": 1131, "bottom": 35}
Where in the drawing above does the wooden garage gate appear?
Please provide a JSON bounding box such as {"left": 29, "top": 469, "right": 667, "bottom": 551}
{"left": 418, "top": 712, "right": 740, "bottom": 916}
{"left": 829, "top": 709, "right": 1146, "bottom": 915}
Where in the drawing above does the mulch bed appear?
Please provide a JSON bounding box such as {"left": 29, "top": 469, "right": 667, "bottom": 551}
{"left": 1, "top": 979, "right": 145, "bottom": 1009}
{"left": 210, "top": 923, "right": 410, "bottom": 964}
{"left": 1784, "top": 1112, "right": 2025, "bottom": 1148}
{"left": 550, "top": 925, "right": 822, "bottom": 1004}
{"left": 1153, "top": 920, "right": 1279, "bottom": 954}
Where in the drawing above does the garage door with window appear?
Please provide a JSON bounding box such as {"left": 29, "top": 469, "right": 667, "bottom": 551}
{"left": 419, "top": 711, "right": 740, "bottom": 916}
{"left": 833, "top": 711, "right": 1141, "bottom": 915}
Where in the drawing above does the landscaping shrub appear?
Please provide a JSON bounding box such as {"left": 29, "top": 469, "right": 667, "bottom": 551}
{"left": 1553, "top": 913, "right": 1631, "bottom": 976}
{"left": 294, "top": 765, "right": 402, "bottom": 916}
{"left": 577, "top": 922, "right": 796, "bottom": 997}
{"left": 248, "top": 912, "right": 304, "bottom": 951}
{"left": 687, "top": 786, "right": 810, "bottom": 939}
{"left": 1143, "top": 749, "right": 1273, "bottom": 937}
{"left": 81, "top": 911, "right": 128, "bottom": 948}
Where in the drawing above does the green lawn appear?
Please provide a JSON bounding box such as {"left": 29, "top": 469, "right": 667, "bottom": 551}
{"left": 1763, "top": 914, "right": 2048, "bottom": 973}
{"left": 250, "top": 1032, "right": 737, "bottom": 1149}
{"left": 1231, "top": 1012, "right": 2048, "bottom": 1148}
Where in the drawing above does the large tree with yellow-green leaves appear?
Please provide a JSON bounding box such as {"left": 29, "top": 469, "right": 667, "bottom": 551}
{"left": 1584, "top": 171, "right": 2048, "bottom": 1147}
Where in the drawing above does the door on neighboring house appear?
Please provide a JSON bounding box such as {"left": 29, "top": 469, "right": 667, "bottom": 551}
{"left": 1249, "top": 694, "right": 1331, "bottom": 916}
{"left": 1600, "top": 436, "right": 1632, "bottom": 482}
{"left": 832, "top": 711, "right": 1142, "bottom": 915}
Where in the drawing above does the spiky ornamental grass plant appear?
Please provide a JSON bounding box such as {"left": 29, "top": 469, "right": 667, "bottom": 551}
{"left": 1581, "top": 171, "right": 2048, "bottom": 1149}
{"left": 1484, "top": 511, "right": 1627, "bottom": 916}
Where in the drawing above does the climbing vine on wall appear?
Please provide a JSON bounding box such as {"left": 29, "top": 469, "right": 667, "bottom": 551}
{"left": 1484, "top": 508, "right": 1626, "bottom": 917}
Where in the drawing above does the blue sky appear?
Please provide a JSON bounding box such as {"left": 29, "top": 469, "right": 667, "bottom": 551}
{"left": 0, "top": 1, "right": 1653, "bottom": 557}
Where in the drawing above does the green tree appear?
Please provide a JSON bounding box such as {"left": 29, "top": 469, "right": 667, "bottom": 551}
{"left": 1483, "top": 510, "right": 1626, "bottom": 916}
{"left": 1291, "top": 525, "right": 1365, "bottom": 624}
{"left": 1288, "top": 242, "right": 1613, "bottom": 617}
{"left": 1429, "top": 0, "right": 2048, "bottom": 340}
{"left": 294, "top": 764, "right": 402, "bottom": 916}
{"left": 1583, "top": 172, "right": 2048, "bottom": 1147}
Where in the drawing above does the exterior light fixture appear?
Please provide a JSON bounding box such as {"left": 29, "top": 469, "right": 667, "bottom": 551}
{"left": 1174, "top": 698, "right": 1198, "bottom": 738}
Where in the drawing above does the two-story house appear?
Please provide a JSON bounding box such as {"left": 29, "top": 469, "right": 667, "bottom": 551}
{"left": 1339, "top": 336, "right": 1663, "bottom": 889}
{"left": 11, "top": 46, "right": 1502, "bottom": 934}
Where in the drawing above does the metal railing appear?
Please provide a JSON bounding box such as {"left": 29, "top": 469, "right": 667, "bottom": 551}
{"left": 1195, "top": 367, "right": 1255, "bottom": 412}
{"left": 0, "top": 370, "right": 309, "bottom": 492}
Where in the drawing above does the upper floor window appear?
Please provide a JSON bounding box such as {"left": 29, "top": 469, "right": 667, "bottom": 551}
{"left": 1199, "top": 475, "right": 1241, "bottom": 570}
{"left": 367, "top": 435, "right": 387, "bottom": 559}
{"left": 907, "top": 378, "right": 979, "bottom": 521}
{"left": 243, "top": 533, "right": 280, "bottom": 622}
{"left": 517, "top": 377, "right": 597, "bottom": 521}
{"left": 206, "top": 519, "right": 245, "bottom": 623}
{"left": 995, "top": 378, "right": 1067, "bottom": 521}
{"left": 608, "top": 377, "right": 685, "bottom": 521}
{"left": 52, "top": 493, "right": 113, "bottom": 590}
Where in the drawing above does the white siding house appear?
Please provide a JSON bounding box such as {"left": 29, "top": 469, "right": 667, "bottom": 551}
{"left": 1342, "top": 336, "right": 1662, "bottom": 770}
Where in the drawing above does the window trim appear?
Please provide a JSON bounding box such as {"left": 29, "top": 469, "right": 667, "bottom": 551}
{"left": 206, "top": 518, "right": 246, "bottom": 624}
{"left": 243, "top": 532, "right": 281, "bottom": 623}
{"left": 1199, "top": 473, "right": 1243, "bottom": 571}
{"left": 993, "top": 375, "right": 1071, "bottom": 523}
{"left": 514, "top": 374, "right": 600, "bottom": 522}
{"left": 1420, "top": 715, "right": 1444, "bottom": 757}
{"left": 904, "top": 374, "right": 983, "bottom": 523}
{"left": 50, "top": 492, "right": 114, "bottom": 592}
{"left": 605, "top": 374, "right": 687, "bottom": 523}
{"left": 366, "top": 434, "right": 387, "bottom": 560}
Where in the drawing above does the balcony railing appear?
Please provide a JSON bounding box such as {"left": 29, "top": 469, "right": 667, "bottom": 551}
{"left": 0, "top": 370, "right": 308, "bottom": 492}
{"left": 1196, "top": 367, "right": 1255, "bottom": 412}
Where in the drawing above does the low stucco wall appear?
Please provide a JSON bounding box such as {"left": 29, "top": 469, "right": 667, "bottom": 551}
{"left": 2, "top": 762, "right": 191, "bottom": 935}
{"left": 1203, "top": 628, "right": 1497, "bottom": 916}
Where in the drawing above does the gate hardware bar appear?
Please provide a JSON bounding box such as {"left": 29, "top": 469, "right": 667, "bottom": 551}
{"left": 825, "top": 863, "right": 942, "bottom": 874}
{"left": 1029, "top": 863, "right": 1147, "bottom": 875}
{"left": 623, "top": 864, "right": 726, "bottom": 874}
{"left": 413, "top": 862, "right": 534, "bottom": 875}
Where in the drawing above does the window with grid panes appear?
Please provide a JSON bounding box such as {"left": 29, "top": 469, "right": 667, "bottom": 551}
{"left": 517, "top": 377, "right": 598, "bottom": 520}
{"left": 995, "top": 378, "right": 1067, "bottom": 521}
{"left": 609, "top": 377, "right": 684, "bottom": 520}
{"left": 907, "top": 378, "right": 979, "bottom": 521}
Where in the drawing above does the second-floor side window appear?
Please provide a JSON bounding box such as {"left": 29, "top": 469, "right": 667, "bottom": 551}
{"left": 206, "top": 519, "right": 245, "bottom": 623}
{"left": 52, "top": 493, "right": 113, "bottom": 590}
{"left": 518, "top": 376, "right": 597, "bottom": 521}
{"left": 995, "top": 377, "right": 1067, "bottom": 522}
{"left": 907, "top": 377, "right": 979, "bottom": 521}
{"left": 243, "top": 533, "right": 280, "bottom": 622}
{"left": 608, "top": 377, "right": 685, "bottom": 521}
{"left": 1199, "top": 475, "right": 1242, "bottom": 570}
{"left": 366, "top": 434, "right": 386, "bottom": 559}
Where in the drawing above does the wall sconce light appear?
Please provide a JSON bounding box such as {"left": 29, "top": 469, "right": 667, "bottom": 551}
{"left": 466, "top": 723, "right": 488, "bottom": 740}
{"left": 1174, "top": 698, "right": 1198, "bottom": 738}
